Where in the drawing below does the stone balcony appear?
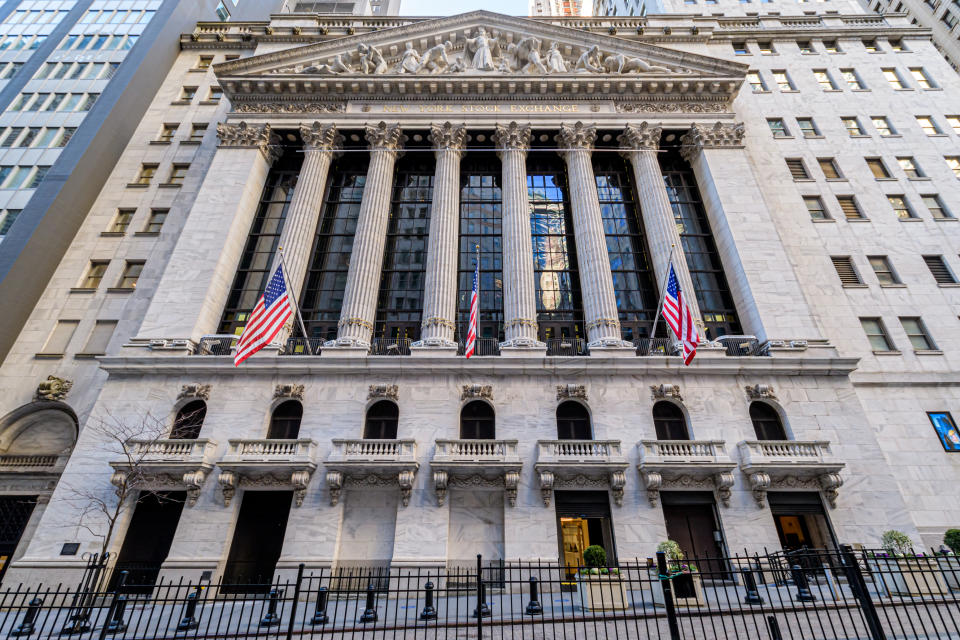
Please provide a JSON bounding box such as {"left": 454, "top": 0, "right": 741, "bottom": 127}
{"left": 430, "top": 439, "right": 522, "bottom": 506}
{"left": 217, "top": 438, "right": 318, "bottom": 507}
{"left": 0, "top": 454, "right": 67, "bottom": 475}
{"left": 109, "top": 439, "right": 218, "bottom": 507}
{"left": 637, "top": 440, "right": 737, "bottom": 507}
{"left": 325, "top": 439, "right": 419, "bottom": 507}
{"left": 737, "top": 440, "right": 845, "bottom": 508}
{"left": 534, "top": 440, "right": 629, "bottom": 507}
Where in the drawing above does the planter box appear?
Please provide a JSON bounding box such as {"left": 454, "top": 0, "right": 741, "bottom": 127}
{"left": 868, "top": 557, "right": 949, "bottom": 596}
{"left": 650, "top": 569, "right": 706, "bottom": 607}
{"left": 576, "top": 573, "right": 629, "bottom": 611}
{"left": 936, "top": 556, "right": 960, "bottom": 592}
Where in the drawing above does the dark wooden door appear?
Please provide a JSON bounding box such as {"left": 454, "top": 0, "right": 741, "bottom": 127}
{"left": 111, "top": 491, "right": 185, "bottom": 591}
{"left": 223, "top": 491, "right": 292, "bottom": 592}
{"left": 662, "top": 502, "right": 725, "bottom": 576}
{"left": 0, "top": 496, "right": 37, "bottom": 584}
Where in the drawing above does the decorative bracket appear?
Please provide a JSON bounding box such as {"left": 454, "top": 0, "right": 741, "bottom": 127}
{"left": 716, "top": 472, "right": 735, "bottom": 508}
{"left": 291, "top": 470, "right": 311, "bottom": 507}
{"left": 538, "top": 470, "right": 554, "bottom": 507}
{"left": 182, "top": 470, "right": 207, "bottom": 507}
{"left": 610, "top": 471, "right": 626, "bottom": 507}
{"left": 218, "top": 470, "right": 236, "bottom": 506}
{"left": 326, "top": 470, "right": 343, "bottom": 506}
{"left": 819, "top": 472, "right": 844, "bottom": 509}
{"left": 748, "top": 471, "right": 771, "bottom": 508}
{"left": 641, "top": 471, "right": 662, "bottom": 507}
{"left": 505, "top": 471, "right": 520, "bottom": 508}
{"left": 398, "top": 469, "right": 416, "bottom": 507}
{"left": 433, "top": 470, "right": 449, "bottom": 506}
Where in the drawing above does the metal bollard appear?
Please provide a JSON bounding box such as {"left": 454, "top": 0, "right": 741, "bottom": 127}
{"left": 741, "top": 568, "right": 764, "bottom": 604}
{"left": 176, "top": 588, "right": 201, "bottom": 631}
{"left": 259, "top": 588, "right": 283, "bottom": 627}
{"left": 525, "top": 577, "right": 543, "bottom": 615}
{"left": 472, "top": 581, "right": 491, "bottom": 618}
{"left": 103, "top": 595, "right": 128, "bottom": 635}
{"left": 767, "top": 616, "right": 784, "bottom": 640}
{"left": 359, "top": 582, "right": 378, "bottom": 623}
{"left": 419, "top": 581, "right": 438, "bottom": 620}
{"left": 791, "top": 565, "right": 817, "bottom": 602}
{"left": 9, "top": 597, "right": 43, "bottom": 637}
{"left": 310, "top": 586, "right": 329, "bottom": 625}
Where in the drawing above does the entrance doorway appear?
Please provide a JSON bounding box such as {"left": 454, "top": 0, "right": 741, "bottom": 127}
{"left": 111, "top": 491, "right": 185, "bottom": 592}
{"left": 0, "top": 495, "right": 37, "bottom": 583}
{"left": 554, "top": 491, "right": 616, "bottom": 583}
{"left": 768, "top": 491, "right": 837, "bottom": 552}
{"left": 223, "top": 491, "right": 292, "bottom": 592}
{"left": 661, "top": 491, "right": 727, "bottom": 577}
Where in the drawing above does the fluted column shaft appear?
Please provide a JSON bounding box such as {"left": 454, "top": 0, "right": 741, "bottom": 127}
{"left": 275, "top": 123, "right": 342, "bottom": 301}
{"left": 619, "top": 122, "right": 702, "bottom": 329}
{"left": 333, "top": 122, "right": 405, "bottom": 348}
{"left": 494, "top": 122, "right": 543, "bottom": 349}
{"left": 557, "top": 123, "right": 630, "bottom": 349}
{"left": 417, "top": 123, "right": 466, "bottom": 348}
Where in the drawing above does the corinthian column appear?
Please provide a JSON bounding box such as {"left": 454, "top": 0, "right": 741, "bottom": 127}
{"left": 618, "top": 122, "right": 702, "bottom": 328}
{"left": 413, "top": 123, "right": 467, "bottom": 353}
{"left": 328, "top": 122, "right": 405, "bottom": 352}
{"left": 276, "top": 123, "right": 342, "bottom": 300}
{"left": 493, "top": 122, "right": 544, "bottom": 352}
{"left": 556, "top": 122, "right": 632, "bottom": 352}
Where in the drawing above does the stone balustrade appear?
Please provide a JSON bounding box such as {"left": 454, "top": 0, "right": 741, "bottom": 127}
{"left": 127, "top": 438, "right": 218, "bottom": 462}
{"left": 433, "top": 439, "right": 520, "bottom": 463}
{"left": 227, "top": 438, "right": 317, "bottom": 459}
{"left": 431, "top": 439, "right": 522, "bottom": 507}
{"left": 536, "top": 439, "right": 625, "bottom": 463}
{"left": 325, "top": 439, "right": 419, "bottom": 508}
{"left": 737, "top": 440, "right": 845, "bottom": 509}
{"left": 110, "top": 439, "right": 220, "bottom": 507}
{"left": 637, "top": 439, "right": 737, "bottom": 507}
{"left": 218, "top": 438, "right": 319, "bottom": 508}
{"left": 534, "top": 439, "right": 629, "bottom": 507}
{"left": 0, "top": 454, "right": 62, "bottom": 472}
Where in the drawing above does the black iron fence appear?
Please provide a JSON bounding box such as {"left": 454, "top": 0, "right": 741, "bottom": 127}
{"left": 2, "top": 546, "right": 959, "bottom": 639}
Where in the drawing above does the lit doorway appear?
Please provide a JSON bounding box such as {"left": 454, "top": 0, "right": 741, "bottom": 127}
{"left": 554, "top": 491, "right": 616, "bottom": 584}
{"left": 768, "top": 491, "right": 837, "bottom": 552}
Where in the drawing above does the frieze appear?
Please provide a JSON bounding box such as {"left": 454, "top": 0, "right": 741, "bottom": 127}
{"left": 615, "top": 101, "right": 726, "bottom": 113}
{"left": 233, "top": 101, "right": 346, "bottom": 114}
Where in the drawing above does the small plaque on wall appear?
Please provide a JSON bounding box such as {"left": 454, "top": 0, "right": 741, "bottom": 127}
{"left": 60, "top": 543, "right": 80, "bottom": 556}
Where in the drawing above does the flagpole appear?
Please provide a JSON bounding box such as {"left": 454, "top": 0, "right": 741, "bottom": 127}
{"left": 276, "top": 247, "right": 313, "bottom": 356}
{"left": 649, "top": 244, "right": 677, "bottom": 348}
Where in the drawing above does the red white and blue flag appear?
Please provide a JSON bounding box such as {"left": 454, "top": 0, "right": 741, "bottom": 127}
{"left": 464, "top": 249, "right": 480, "bottom": 358}
{"left": 234, "top": 264, "right": 292, "bottom": 366}
{"left": 662, "top": 263, "right": 699, "bottom": 366}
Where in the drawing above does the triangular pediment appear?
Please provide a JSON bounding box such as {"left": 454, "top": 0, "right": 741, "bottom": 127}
{"left": 215, "top": 11, "right": 746, "bottom": 103}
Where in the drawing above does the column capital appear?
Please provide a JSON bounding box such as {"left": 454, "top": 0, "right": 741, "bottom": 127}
{"left": 679, "top": 122, "right": 745, "bottom": 161}
{"left": 493, "top": 121, "right": 532, "bottom": 155}
{"left": 617, "top": 122, "right": 662, "bottom": 152}
{"left": 365, "top": 121, "right": 406, "bottom": 154}
{"left": 217, "top": 121, "right": 282, "bottom": 163}
{"left": 556, "top": 121, "right": 597, "bottom": 152}
{"left": 428, "top": 122, "right": 468, "bottom": 158}
{"left": 301, "top": 122, "right": 344, "bottom": 152}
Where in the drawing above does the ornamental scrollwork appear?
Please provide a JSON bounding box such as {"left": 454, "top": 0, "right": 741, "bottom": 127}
{"left": 274, "top": 384, "right": 305, "bottom": 401}
{"left": 36, "top": 376, "right": 73, "bottom": 402}
{"left": 461, "top": 384, "right": 493, "bottom": 402}
{"left": 368, "top": 384, "right": 399, "bottom": 402}
{"left": 557, "top": 384, "right": 587, "bottom": 401}
{"left": 680, "top": 122, "right": 746, "bottom": 161}
{"left": 233, "top": 102, "right": 347, "bottom": 114}
{"left": 364, "top": 122, "right": 406, "bottom": 152}
{"left": 556, "top": 122, "right": 597, "bottom": 151}
{"left": 745, "top": 384, "right": 776, "bottom": 401}
{"left": 177, "top": 384, "right": 211, "bottom": 401}
{"left": 428, "top": 122, "right": 468, "bottom": 153}
{"left": 618, "top": 122, "right": 662, "bottom": 152}
{"left": 615, "top": 102, "right": 726, "bottom": 114}
{"left": 493, "top": 122, "right": 532, "bottom": 153}
{"left": 300, "top": 122, "right": 343, "bottom": 151}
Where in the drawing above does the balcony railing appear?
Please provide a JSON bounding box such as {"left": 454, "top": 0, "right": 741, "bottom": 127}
{"left": 226, "top": 439, "right": 317, "bottom": 459}
{"left": 638, "top": 440, "right": 737, "bottom": 506}
{"left": 282, "top": 337, "right": 323, "bottom": 356}
{"left": 738, "top": 440, "right": 845, "bottom": 507}
{"left": 196, "top": 334, "right": 236, "bottom": 356}
{"left": 328, "top": 438, "right": 417, "bottom": 462}
{"left": 126, "top": 438, "right": 218, "bottom": 462}
{"left": 535, "top": 439, "right": 629, "bottom": 506}
{"left": 369, "top": 337, "right": 412, "bottom": 356}
{"left": 715, "top": 335, "right": 771, "bottom": 357}
{"left": 545, "top": 338, "right": 588, "bottom": 357}
{"left": 0, "top": 454, "right": 61, "bottom": 472}
{"left": 456, "top": 338, "right": 501, "bottom": 357}
{"left": 536, "top": 439, "right": 625, "bottom": 463}
{"left": 634, "top": 337, "right": 677, "bottom": 356}
{"left": 433, "top": 439, "right": 520, "bottom": 463}
{"left": 738, "top": 440, "right": 836, "bottom": 465}
{"left": 639, "top": 439, "right": 730, "bottom": 464}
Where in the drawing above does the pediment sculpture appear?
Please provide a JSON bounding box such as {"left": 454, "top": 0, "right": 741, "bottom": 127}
{"left": 273, "top": 28, "right": 682, "bottom": 78}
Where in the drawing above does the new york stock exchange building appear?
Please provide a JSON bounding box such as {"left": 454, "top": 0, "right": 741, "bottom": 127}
{"left": 1, "top": 5, "right": 959, "bottom": 588}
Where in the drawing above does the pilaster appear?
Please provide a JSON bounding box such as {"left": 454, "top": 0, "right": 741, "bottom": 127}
{"left": 556, "top": 122, "right": 633, "bottom": 354}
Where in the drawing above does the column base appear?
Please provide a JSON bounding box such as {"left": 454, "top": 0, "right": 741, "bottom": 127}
{"left": 499, "top": 338, "right": 547, "bottom": 357}
{"left": 410, "top": 341, "right": 458, "bottom": 357}
{"left": 587, "top": 339, "right": 637, "bottom": 358}
{"left": 321, "top": 338, "right": 370, "bottom": 357}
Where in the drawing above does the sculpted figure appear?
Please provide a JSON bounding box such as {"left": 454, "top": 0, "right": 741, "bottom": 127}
{"left": 574, "top": 45, "right": 604, "bottom": 73}
{"left": 357, "top": 43, "right": 388, "bottom": 74}
{"left": 302, "top": 54, "right": 351, "bottom": 74}
{"left": 545, "top": 41, "right": 567, "bottom": 73}
{"left": 603, "top": 53, "right": 672, "bottom": 74}
{"left": 516, "top": 37, "right": 548, "bottom": 74}
{"left": 398, "top": 43, "right": 421, "bottom": 73}
{"left": 465, "top": 27, "right": 497, "bottom": 71}
{"left": 417, "top": 41, "right": 453, "bottom": 73}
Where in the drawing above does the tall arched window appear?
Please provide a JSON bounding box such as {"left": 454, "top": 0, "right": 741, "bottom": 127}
{"left": 750, "top": 402, "right": 788, "bottom": 440}
{"left": 556, "top": 401, "right": 592, "bottom": 440}
{"left": 268, "top": 401, "right": 302, "bottom": 439}
{"left": 460, "top": 401, "right": 495, "bottom": 439}
{"left": 171, "top": 400, "right": 206, "bottom": 439}
{"left": 364, "top": 401, "right": 399, "bottom": 439}
{"left": 653, "top": 401, "right": 689, "bottom": 440}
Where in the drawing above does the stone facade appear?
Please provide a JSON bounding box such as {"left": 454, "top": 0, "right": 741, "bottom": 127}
{"left": 0, "top": 7, "right": 959, "bottom": 586}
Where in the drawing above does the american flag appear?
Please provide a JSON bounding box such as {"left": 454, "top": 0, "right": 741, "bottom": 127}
{"left": 233, "top": 264, "right": 292, "bottom": 366}
{"left": 662, "top": 263, "right": 699, "bottom": 366}
{"left": 464, "top": 248, "right": 480, "bottom": 358}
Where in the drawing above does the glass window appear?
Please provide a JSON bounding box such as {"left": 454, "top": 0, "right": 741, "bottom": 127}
{"left": 947, "top": 156, "right": 960, "bottom": 178}
{"left": 83, "top": 62, "right": 105, "bottom": 79}
{"left": 823, "top": 40, "right": 840, "bottom": 53}
{"left": 197, "top": 56, "right": 214, "bottom": 69}
{"left": 837, "top": 196, "right": 864, "bottom": 219}
{"left": 79, "top": 94, "right": 98, "bottom": 111}
{"left": 134, "top": 164, "right": 157, "bottom": 185}
{"left": 144, "top": 209, "right": 167, "bottom": 233}
{"left": 167, "top": 164, "right": 190, "bottom": 184}
{"left": 18, "top": 127, "right": 41, "bottom": 148}
{"left": 767, "top": 118, "right": 789, "bottom": 137}
{"left": 750, "top": 402, "right": 788, "bottom": 440}
{"left": 758, "top": 41, "right": 774, "bottom": 54}
{"left": 910, "top": 68, "right": 934, "bottom": 88}
{"left": 653, "top": 401, "right": 689, "bottom": 440}
{"left": 796, "top": 118, "right": 819, "bottom": 137}
{"left": 26, "top": 166, "right": 49, "bottom": 189}
{"left": 818, "top": 157, "right": 842, "bottom": 179}
{"left": 181, "top": 86, "right": 197, "bottom": 101}
{"left": 946, "top": 116, "right": 960, "bottom": 134}
{"left": 68, "top": 63, "right": 85, "bottom": 80}
{"left": 900, "top": 317, "right": 935, "bottom": 350}
{"left": 34, "top": 128, "right": 58, "bottom": 148}
{"left": 872, "top": 116, "right": 895, "bottom": 135}
{"left": 0, "top": 167, "right": 13, "bottom": 185}
{"left": 869, "top": 256, "right": 900, "bottom": 285}
{"left": 81, "top": 261, "right": 109, "bottom": 289}
{"left": 804, "top": 196, "right": 828, "bottom": 220}
{"left": 52, "top": 63, "right": 69, "bottom": 79}
{"left": 732, "top": 41, "right": 748, "bottom": 54}
{"left": 842, "top": 117, "right": 865, "bottom": 135}
{"left": 171, "top": 400, "right": 206, "bottom": 440}
{"left": 557, "top": 401, "right": 592, "bottom": 440}
{"left": 117, "top": 261, "right": 144, "bottom": 289}
{"left": 866, "top": 158, "right": 891, "bottom": 178}
{"left": 207, "top": 86, "right": 223, "bottom": 101}
{"left": 26, "top": 93, "right": 48, "bottom": 111}
{"left": 888, "top": 195, "right": 914, "bottom": 218}
{"left": 79, "top": 320, "right": 117, "bottom": 356}
{"left": 863, "top": 38, "right": 879, "bottom": 52}
{"left": 364, "top": 401, "right": 398, "bottom": 439}
{"left": 923, "top": 195, "right": 951, "bottom": 219}
{"left": 460, "top": 401, "right": 495, "bottom": 439}
{"left": 44, "top": 93, "right": 65, "bottom": 112}
{"left": 883, "top": 68, "right": 906, "bottom": 89}
{"left": 888, "top": 38, "right": 906, "bottom": 51}
{"left": 916, "top": 116, "right": 941, "bottom": 135}
{"left": 813, "top": 69, "right": 836, "bottom": 89}
{"left": 158, "top": 124, "right": 178, "bottom": 142}
{"left": 772, "top": 70, "right": 793, "bottom": 90}
{"left": 4, "top": 167, "right": 32, "bottom": 189}
{"left": 40, "top": 320, "right": 79, "bottom": 355}
{"left": 189, "top": 123, "right": 208, "bottom": 141}
{"left": 55, "top": 128, "right": 76, "bottom": 148}
{"left": 928, "top": 412, "right": 960, "bottom": 453}
{"left": 0, "top": 128, "right": 23, "bottom": 148}
{"left": 860, "top": 317, "right": 894, "bottom": 351}
{"left": 0, "top": 209, "right": 21, "bottom": 236}
{"left": 897, "top": 157, "right": 924, "bottom": 178}
{"left": 840, "top": 68, "right": 865, "bottom": 89}
{"left": 747, "top": 71, "right": 767, "bottom": 92}
{"left": 110, "top": 209, "right": 134, "bottom": 233}
{"left": 797, "top": 40, "right": 813, "bottom": 53}
{"left": 267, "top": 401, "right": 302, "bottom": 439}
{"left": 60, "top": 94, "right": 82, "bottom": 112}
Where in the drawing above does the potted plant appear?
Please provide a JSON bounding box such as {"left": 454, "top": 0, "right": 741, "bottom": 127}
{"left": 936, "top": 529, "right": 960, "bottom": 591}
{"left": 575, "top": 545, "right": 628, "bottom": 611}
{"left": 650, "top": 540, "right": 705, "bottom": 607}
{"left": 867, "top": 530, "right": 948, "bottom": 596}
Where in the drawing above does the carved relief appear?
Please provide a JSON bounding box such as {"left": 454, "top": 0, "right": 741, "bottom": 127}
{"left": 274, "top": 384, "right": 305, "bottom": 401}
{"left": 183, "top": 470, "right": 207, "bottom": 507}
{"left": 291, "top": 470, "right": 311, "bottom": 507}
{"left": 556, "top": 122, "right": 597, "bottom": 151}
{"left": 680, "top": 122, "right": 746, "bottom": 161}
{"left": 461, "top": 384, "right": 493, "bottom": 401}
{"left": 368, "top": 384, "right": 399, "bottom": 402}
{"left": 556, "top": 384, "right": 587, "bottom": 401}
{"left": 36, "top": 376, "right": 72, "bottom": 402}
{"left": 819, "top": 472, "right": 843, "bottom": 509}
{"left": 642, "top": 471, "right": 663, "bottom": 507}
{"left": 650, "top": 384, "right": 682, "bottom": 402}
{"left": 233, "top": 102, "right": 346, "bottom": 114}
{"left": 745, "top": 384, "right": 777, "bottom": 401}
{"left": 716, "top": 472, "right": 735, "bottom": 508}
{"left": 615, "top": 102, "right": 726, "bottom": 114}
{"left": 177, "top": 384, "right": 211, "bottom": 401}
{"left": 492, "top": 122, "right": 532, "bottom": 153}
{"left": 618, "top": 122, "right": 662, "bottom": 152}
{"left": 216, "top": 122, "right": 281, "bottom": 162}
{"left": 301, "top": 122, "right": 344, "bottom": 151}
